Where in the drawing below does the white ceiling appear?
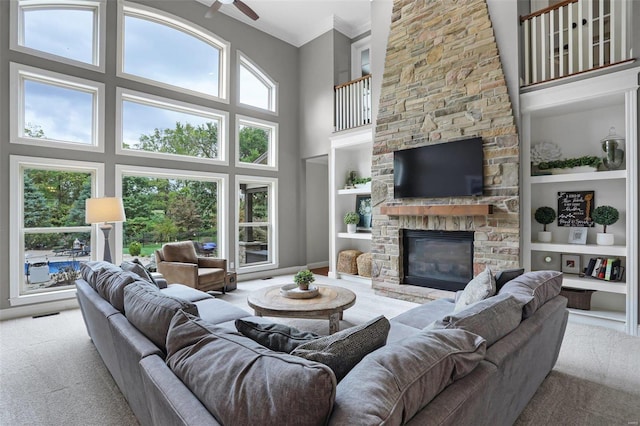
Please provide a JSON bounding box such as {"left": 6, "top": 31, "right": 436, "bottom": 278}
{"left": 196, "top": 0, "right": 373, "bottom": 47}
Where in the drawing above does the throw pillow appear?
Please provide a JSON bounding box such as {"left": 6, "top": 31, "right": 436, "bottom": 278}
{"left": 498, "top": 270, "right": 563, "bottom": 319}
{"left": 162, "top": 241, "right": 198, "bottom": 264}
{"left": 291, "top": 315, "right": 390, "bottom": 382}
{"left": 494, "top": 268, "right": 525, "bottom": 291}
{"left": 120, "top": 260, "right": 157, "bottom": 287}
{"left": 80, "top": 261, "right": 120, "bottom": 290}
{"left": 454, "top": 266, "right": 496, "bottom": 313}
{"left": 235, "top": 319, "right": 321, "bottom": 353}
{"left": 166, "top": 310, "right": 336, "bottom": 426}
{"left": 95, "top": 269, "right": 140, "bottom": 312}
{"left": 328, "top": 328, "right": 486, "bottom": 425}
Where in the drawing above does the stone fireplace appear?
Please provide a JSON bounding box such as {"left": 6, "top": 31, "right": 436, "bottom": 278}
{"left": 370, "top": 0, "right": 520, "bottom": 303}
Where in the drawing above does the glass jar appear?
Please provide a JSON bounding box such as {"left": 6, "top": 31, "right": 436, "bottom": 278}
{"left": 600, "top": 127, "right": 625, "bottom": 170}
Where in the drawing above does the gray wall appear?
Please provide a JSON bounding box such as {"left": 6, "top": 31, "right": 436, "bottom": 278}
{"left": 0, "top": 0, "right": 301, "bottom": 312}
{"left": 305, "top": 159, "right": 329, "bottom": 266}
{"left": 333, "top": 31, "right": 351, "bottom": 86}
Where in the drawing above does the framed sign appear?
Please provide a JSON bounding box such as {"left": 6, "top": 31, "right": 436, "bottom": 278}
{"left": 355, "top": 195, "right": 372, "bottom": 230}
{"left": 568, "top": 227, "right": 588, "bottom": 244}
{"left": 557, "top": 191, "right": 595, "bottom": 227}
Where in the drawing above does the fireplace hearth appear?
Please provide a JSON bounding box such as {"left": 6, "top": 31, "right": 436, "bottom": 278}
{"left": 402, "top": 230, "right": 474, "bottom": 292}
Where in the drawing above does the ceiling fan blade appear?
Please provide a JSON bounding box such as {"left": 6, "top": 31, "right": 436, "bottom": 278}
{"left": 205, "top": 1, "right": 222, "bottom": 18}
{"left": 233, "top": 0, "right": 259, "bottom": 20}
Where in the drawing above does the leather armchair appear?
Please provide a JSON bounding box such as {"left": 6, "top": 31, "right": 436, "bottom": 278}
{"left": 155, "top": 241, "right": 227, "bottom": 293}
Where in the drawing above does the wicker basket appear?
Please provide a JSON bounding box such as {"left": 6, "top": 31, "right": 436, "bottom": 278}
{"left": 356, "top": 252, "right": 372, "bottom": 278}
{"left": 560, "top": 288, "right": 596, "bottom": 310}
{"left": 337, "top": 250, "right": 362, "bottom": 275}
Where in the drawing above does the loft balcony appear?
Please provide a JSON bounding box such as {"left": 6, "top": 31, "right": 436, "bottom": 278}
{"left": 521, "top": 0, "right": 634, "bottom": 86}
{"left": 334, "top": 74, "right": 372, "bottom": 132}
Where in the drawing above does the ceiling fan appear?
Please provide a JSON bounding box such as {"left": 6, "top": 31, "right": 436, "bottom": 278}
{"left": 206, "top": 0, "right": 259, "bottom": 21}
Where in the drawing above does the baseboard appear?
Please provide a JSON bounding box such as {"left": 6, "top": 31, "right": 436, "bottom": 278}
{"left": 0, "top": 298, "right": 80, "bottom": 321}
{"left": 307, "top": 261, "right": 329, "bottom": 270}
{"left": 237, "top": 266, "right": 305, "bottom": 281}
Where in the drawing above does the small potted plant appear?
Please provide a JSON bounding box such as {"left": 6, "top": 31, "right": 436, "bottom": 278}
{"left": 534, "top": 206, "right": 556, "bottom": 242}
{"left": 592, "top": 205, "right": 619, "bottom": 245}
{"left": 344, "top": 211, "right": 360, "bottom": 233}
{"left": 293, "top": 269, "right": 315, "bottom": 291}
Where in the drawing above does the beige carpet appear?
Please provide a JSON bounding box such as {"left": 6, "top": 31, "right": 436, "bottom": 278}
{"left": 1, "top": 274, "right": 639, "bottom": 425}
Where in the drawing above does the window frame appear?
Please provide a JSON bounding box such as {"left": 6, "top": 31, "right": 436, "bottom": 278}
{"left": 235, "top": 115, "right": 278, "bottom": 171}
{"left": 9, "top": 0, "right": 107, "bottom": 72}
{"left": 10, "top": 62, "right": 106, "bottom": 152}
{"left": 237, "top": 51, "right": 278, "bottom": 114}
{"left": 9, "top": 155, "right": 104, "bottom": 306}
{"left": 117, "top": 1, "right": 230, "bottom": 103}
{"left": 116, "top": 88, "right": 229, "bottom": 165}
{"left": 235, "top": 175, "right": 278, "bottom": 274}
{"left": 115, "top": 165, "right": 229, "bottom": 263}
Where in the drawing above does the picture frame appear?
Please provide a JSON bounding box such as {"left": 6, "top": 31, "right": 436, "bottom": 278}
{"left": 568, "top": 227, "right": 588, "bottom": 244}
{"left": 355, "top": 195, "right": 372, "bottom": 230}
{"left": 561, "top": 254, "right": 581, "bottom": 274}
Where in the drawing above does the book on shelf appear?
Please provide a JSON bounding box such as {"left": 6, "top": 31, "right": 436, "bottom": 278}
{"left": 597, "top": 258, "right": 607, "bottom": 279}
{"left": 605, "top": 258, "right": 621, "bottom": 281}
{"left": 591, "top": 257, "right": 603, "bottom": 277}
{"left": 582, "top": 257, "right": 624, "bottom": 282}
{"left": 585, "top": 257, "right": 597, "bottom": 276}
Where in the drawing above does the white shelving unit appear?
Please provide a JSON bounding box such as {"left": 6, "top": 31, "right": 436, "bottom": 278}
{"left": 521, "top": 66, "right": 638, "bottom": 335}
{"left": 329, "top": 126, "right": 373, "bottom": 283}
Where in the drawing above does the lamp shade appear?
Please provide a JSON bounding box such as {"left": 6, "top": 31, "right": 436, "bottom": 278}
{"left": 85, "top": 197, "right": 126, "bottom": 224}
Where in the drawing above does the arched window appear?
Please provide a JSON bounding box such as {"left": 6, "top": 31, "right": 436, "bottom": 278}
{"left": 238, "top": 52, "right": 277, "bottom": 113}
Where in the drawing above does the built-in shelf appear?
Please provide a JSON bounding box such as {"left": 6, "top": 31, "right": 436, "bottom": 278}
{"left": 337, "top": 187, "right": 371, "bottom": 195}
{"left": 337, "top": 232, "right": 372, "bottom": 240}
{"left": 530, "top": 169, "right": 626, "bottom": 184}
{"left": 381, "top": 204, "right": 493, "bottom": 216}
{"left": 562, "top": 275, "right": 626, "bottom": 294}
{"left": 530, "top": 242, "right": 626, "bottom": 256}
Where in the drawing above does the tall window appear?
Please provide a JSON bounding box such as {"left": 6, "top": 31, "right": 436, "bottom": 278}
{"left": 116, "top": 166, "right": 227, "bottom": 263}
{"left": 10, "top": 0, "right": 106, "bottom": 71}
{"left": 117, "top": 89, "right": 227, "bottom": 164}
{"left": 10, "top": 63, "right": 105, "bottom": 152}
{"left": 10, "top": 156, "right": 103, "bottom": 305}
{"left": 236, "top": 116, "right": 277, "bottom": 170}
{"left": 238, "top": 52, "right": 277, "bottom": 113}
{"left": 237, "top": 176, "right": 278, "bottom": 271}
{"left": 120, "top": 3, "right": 229, "bottom": 101}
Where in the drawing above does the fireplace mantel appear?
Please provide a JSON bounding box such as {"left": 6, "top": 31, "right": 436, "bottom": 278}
{"left": 380, "top": 204, "right": 494, "bottom": 216}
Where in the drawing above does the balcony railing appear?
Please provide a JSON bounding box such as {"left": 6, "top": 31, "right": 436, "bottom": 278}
{"left": 521, "top": 0, "right": 632, "bottom": 86}
{"left": 334, "top": 74, "right": 371, "bottom": 132}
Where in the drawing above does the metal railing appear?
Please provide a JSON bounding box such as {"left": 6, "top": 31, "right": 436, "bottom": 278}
{"left": 334, "top": 74, "right": 372, "bottom": 132}
{"left": 521, "top": 0, "right": 631, "bottom": 86}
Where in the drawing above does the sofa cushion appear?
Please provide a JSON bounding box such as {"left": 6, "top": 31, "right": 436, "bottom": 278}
{"left": 124, "top": 282, "right": 199, "bottom": 352}
{"left": 80, "top": 261, "right": 121, "bottom": 290}
{"left": 498, "top": 270, "right": 563, "bottom": 319}
{"left": 454, "top": 266, "right": 496, "bottom": 313}
{"left": 235, "top": 319, "right": 321, "bottom": 353}
{"left": 430, "top": 293, "right": 524, "bottom": 346}
{"left": 166, "top": 310, "right": 336, "bottom": 426}
{"left": 291, "top": 316, "right": 390, "bottom": 382}
{"left": 391, "top": 298, "right": 455, "bottom": 329}
{"left": 120, "top": 260, "right": 158, "bottom": 287}
{"left": 161, "top": 284, "right": 214, "bottom": 303}
{"left": 95, "top": 269, "right": 140, "bottom": 312}
{"left": 162, "top": 241, "right": 198, "bottom": 264}
{"left": 328, "top": 328, "right": 486, "bottom": 425}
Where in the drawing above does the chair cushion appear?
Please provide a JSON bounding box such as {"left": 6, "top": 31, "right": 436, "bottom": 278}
{"left": 498, "top": 270, "right": 563, "bottom": 319}
{"left": 235, "top": 319, "right": 321, "bottom": 353}
{"left": 454, "top": 266, "right": 496, "bottom": 313}
{"left": 430, "top": 293, "right": 524, "bottom": 346}
{"left": 80, "top": 261, "right": 121, "bottom": 290}
{"left": 120, "top": 260, "right": 158, "bottom": 287}
{"left": 197, "top": 267, "right": 225, "bottom": 285}
{"left": 124, "top": 282, "right": 199, "bottom": 352}
{"left": 162, "top": 241, "right": 198, "bottom": 264}
{"left": 291, "top": 316, "right": 390, "bottom": 382}
{"left": 95, "top": 269, "right": 140, "bottom": 313}
{"left": 328, "top": 328, "right": 486, "bottom": 425}
{"left": 166, "top": 310, "right": 336, "bottom": 426}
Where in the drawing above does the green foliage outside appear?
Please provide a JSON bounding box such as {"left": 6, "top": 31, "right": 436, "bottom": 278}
{"left": 592, "top": 205, "right": 619, "bottom": 232}
{"left": 134, "top": 122, "right": 219, "bottom": 158}
{"left": 128, "top": 241, "right": 142, "bottom": 257}
{"left": 239, "top": 126, "right": 269, "bottom": 164}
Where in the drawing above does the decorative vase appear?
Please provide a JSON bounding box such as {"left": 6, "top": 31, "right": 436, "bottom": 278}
{"left": 596, "top": 233, "right": 614, "bottom": 246}
{"left": 347, "top": 224, "right": 357, "bottom": 233}
{"left": 601, "top": 127, "right": 625, "bottom": 170}
{"left": 538, "top": 231, "right": 552, "bottom": 243}
{"left": 297, "top": 282, "right": 309, "bottom": 291}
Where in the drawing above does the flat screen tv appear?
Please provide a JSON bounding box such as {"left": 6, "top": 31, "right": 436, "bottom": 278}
{"left": 394, "top": 137, "right": 484, "bottom": 199}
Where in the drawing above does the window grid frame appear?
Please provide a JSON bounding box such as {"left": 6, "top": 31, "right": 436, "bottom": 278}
{"left": 237, "top": 51, "right": 278, "bottom": 115}
{"left": 235, "top": 114, "right": 278, "bottom": 171}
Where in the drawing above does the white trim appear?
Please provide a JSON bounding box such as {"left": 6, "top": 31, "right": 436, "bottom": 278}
{"left": 115, "top": 165, "right": 229, "bottom": 263}
{"left": 235, "top": 114, "right": 278, "bottom": 171}
{"left": 0, "top": 297, "right": 80, "bottom": 320}
{"left": 9, "top": 62, "right": 105, "bottom": 152}
{"left": 9, "top": 155, "right": 104, "bottom": 307}
{"left": 237, "top": 51, "right": 278, "bottom": 114}
{"left": 351, "top": 35, "right": 371, "bottom": 80}
{"left": 235, "top": 175, "right": 278, "bottom": 273}
{"left": 10, "top": 0, "right": 107, "bottom": 73}
{"left": 117, "top": 1, "right": 230, "bottom": 103}
{"left": 115, "top": 87, "right": 229, "bottom": 165}
{"left": 306, "top": 261, "right": 329, "bottom": 270}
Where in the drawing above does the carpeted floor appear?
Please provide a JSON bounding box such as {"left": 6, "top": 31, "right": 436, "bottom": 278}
{"left": 1, "top": 274, "right": 639, "bottom": 425}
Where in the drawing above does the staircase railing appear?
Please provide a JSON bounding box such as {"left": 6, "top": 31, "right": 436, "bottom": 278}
{"left": 334, "top": 74, "right": 372, "bottom": 132}
{"left": 521, "top": 0, "right": 632, "bottom": 86}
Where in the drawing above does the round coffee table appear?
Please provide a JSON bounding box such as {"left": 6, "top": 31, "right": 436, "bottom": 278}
{"left": 247, "top": 284, "right": 356, "bottom": 334}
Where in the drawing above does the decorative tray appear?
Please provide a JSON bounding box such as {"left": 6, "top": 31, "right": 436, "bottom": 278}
{"left": 280, "top": 284, "right": 319, "bottom": 299}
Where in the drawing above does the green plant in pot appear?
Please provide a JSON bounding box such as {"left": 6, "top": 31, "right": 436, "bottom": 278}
{"left": 534, "top": 206, "right": 556, "bottom": 242}
{"left": 592, "top": 205, "right": 619, "bottom": 246}
{"left": 293, "top": 269, "right": 315, "bottom": 291}
{"left": 344, "top": 211, "right": 360, "bottom": 234}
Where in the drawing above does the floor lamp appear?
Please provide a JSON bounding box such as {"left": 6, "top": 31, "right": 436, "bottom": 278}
{"left": 85, "top": 197, "right": 126, "bottom": 263}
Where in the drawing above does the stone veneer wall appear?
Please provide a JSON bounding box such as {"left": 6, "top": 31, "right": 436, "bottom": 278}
{"left": 371, "top": 0, "right": 520, "bottom": 303}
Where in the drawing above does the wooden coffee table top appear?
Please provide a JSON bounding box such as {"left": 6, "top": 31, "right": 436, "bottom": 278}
{"left": 247, "top": 284, "right": 356, "bottom": 317}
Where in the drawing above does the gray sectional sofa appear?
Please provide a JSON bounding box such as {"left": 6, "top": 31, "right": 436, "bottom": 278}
{"left": 75, "top": 261, "right": 568, "bottom": 426}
